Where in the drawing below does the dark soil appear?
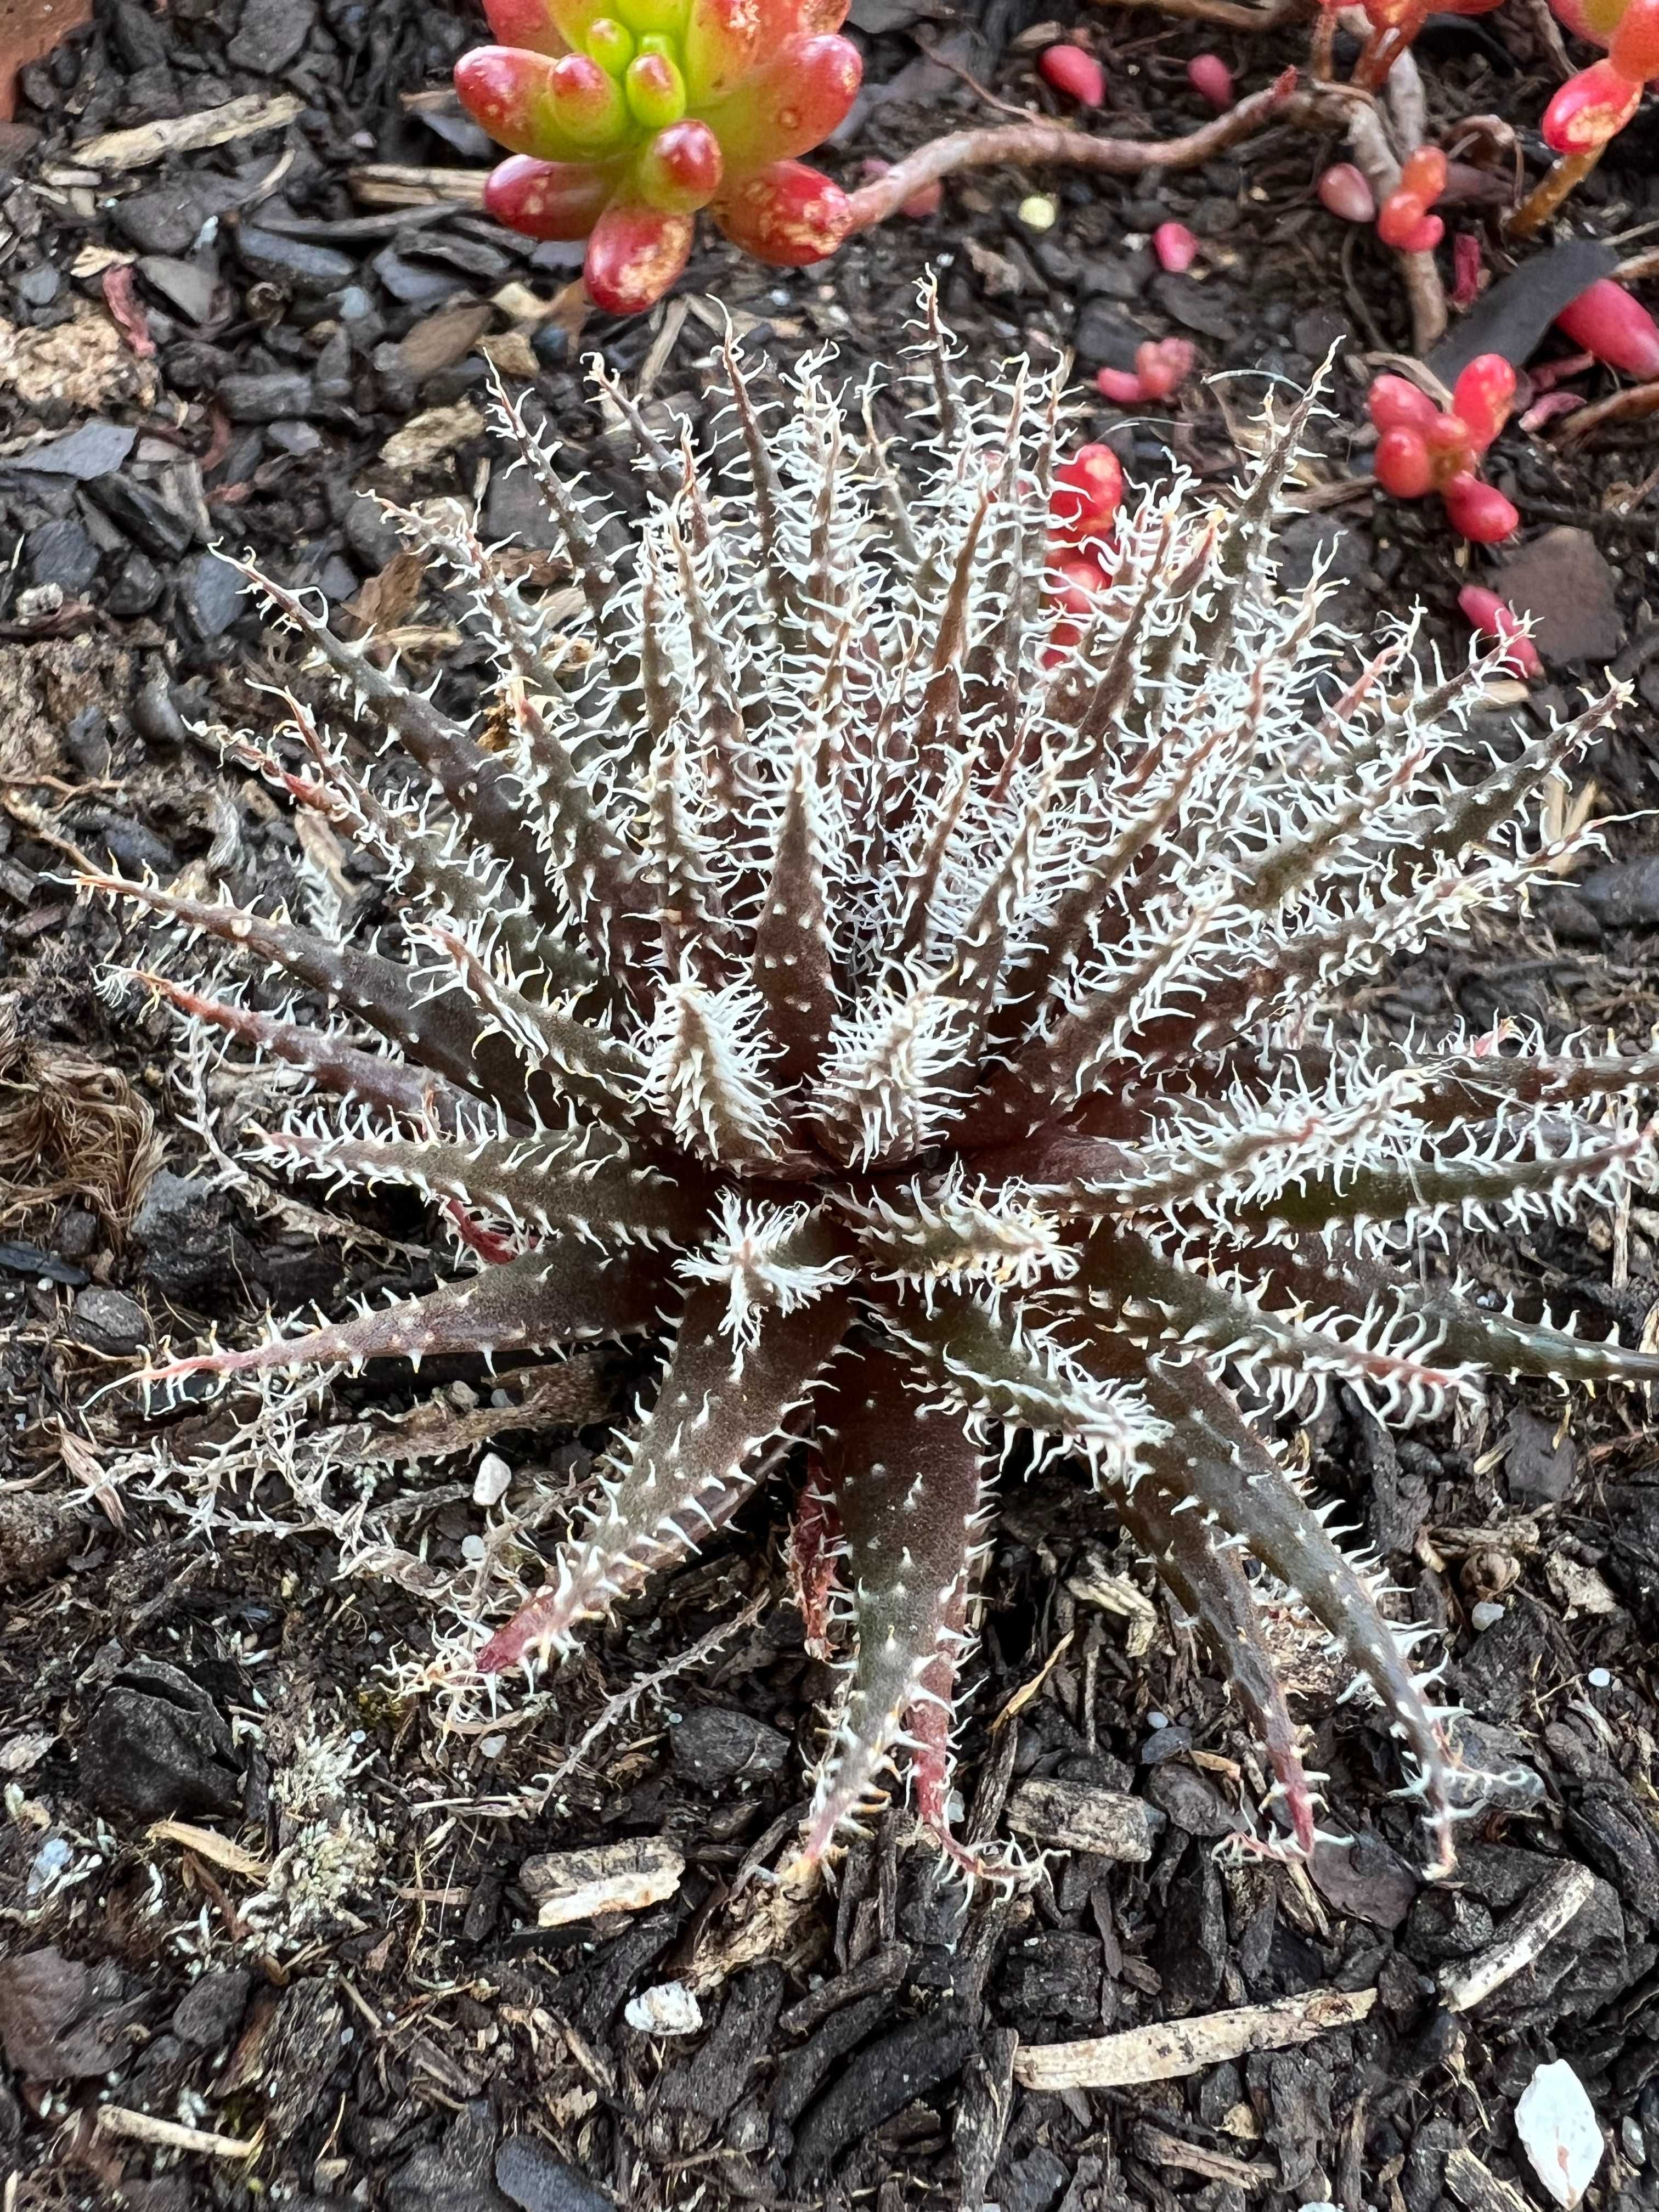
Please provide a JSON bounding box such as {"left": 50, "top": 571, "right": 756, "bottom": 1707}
{"left": 4, "top": 3, "right": 1659, "bottom": 2210}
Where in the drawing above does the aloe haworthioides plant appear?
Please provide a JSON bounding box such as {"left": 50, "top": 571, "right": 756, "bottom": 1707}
{"left": 455, "top": 0, "right": 862, "bottom": 314}
{"left": 99, "top": 296, "right": 1655, "bottom": 1881}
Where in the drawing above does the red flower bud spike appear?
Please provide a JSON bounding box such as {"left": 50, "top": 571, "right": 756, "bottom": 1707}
{"left": 1051, "top": 443, "right": 1125, "bottom": 541}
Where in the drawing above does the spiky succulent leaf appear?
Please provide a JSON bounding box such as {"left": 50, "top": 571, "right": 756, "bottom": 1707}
{"left": 102, "top": 294, "right": 1655, "bottom": 1879}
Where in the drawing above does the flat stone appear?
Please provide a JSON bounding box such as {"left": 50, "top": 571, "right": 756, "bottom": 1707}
{"left": 87, "top": 474, "right": 194, "bottom": 559}
{"left": 1576, "top": 854, "right": 1659, "bottom": 929}
{"left": 1074, "top": 296, "right": 1144, "bottom": 368}
{"left": 494, "top": 2137, "right": 612, "bottom": 2212}
{"left": 112, "top": 183, "right": 202, "bottom": 257}
{"left": 1148, "top": 271, "right": 1237, "bottom": 340}
{"left": 4, "top": 419, "right": 137, "bottom": 481}
{"left": 69, "top": 1286, "right": 149, "bottom": 1355}
{"left": 372, "top": 245, "right": 465, "bottom": 307}
{"left": 218, "top": 369, "right": 315, "bottom": 420}
{"left": 227, "top": 0, "right": 315, "bottom": 72}
{"left": 15, "top": 263, "right": 59, "bottom": 307}
{"left": 1499, "top": 526, "right": 1622, "bottom": 665}
{"left": 139, "top": 255, "right": 217, "bottom": 324}
{"left": 1503, "top": 1406, "right": 1579, "bottom": 1505}
{"left": 26, "top": 517, "right": 98, "bottom": 595}
{"left": 238, "top": 225, "right": 356, "bottom": 294}
{"left": 180, "top": 550, "right": 247, "bottom": 638}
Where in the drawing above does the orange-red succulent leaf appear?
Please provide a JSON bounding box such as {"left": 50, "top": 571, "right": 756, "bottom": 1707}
{"left": 1610, "top": 0, "right": 1659, "bottom": 76}
{"left": 484, "top": 0, "right": 574, "bottom": 53}
{"left": 712, "top": 159, "right": 851, "bottom": 264}
{"left": 483, "top": 152, "right": 623, "bottom": 239}
{"left": 1543, "top": 60, "right": 1643, "bottom": 153}
{"left": 584, "top": 199, "right": 696, "bottom": 310}
{"left": 635, "top": 117, "right": 725, "bottom": 210}
{"left": 698, "top": 32, "right": 861, "bottom": 169}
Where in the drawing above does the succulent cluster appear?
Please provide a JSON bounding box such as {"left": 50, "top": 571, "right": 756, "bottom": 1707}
{"left": 99, "top": 303, "right": 1658, "bottom": 1880}
{"left": 456, "top": 0, "right": 861, "bottom": 314}
{"left": 1368, "top": 357, "right": 1520, "bottom": 543}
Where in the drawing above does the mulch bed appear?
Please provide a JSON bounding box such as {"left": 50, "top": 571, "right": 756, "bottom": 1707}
{"left": 4, "top": 2, "right": 1659, "bottom": 2209}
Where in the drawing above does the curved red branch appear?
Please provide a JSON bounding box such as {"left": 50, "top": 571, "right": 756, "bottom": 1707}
{"left": 842, "top": 67, "right": 1300, "bottom": 234}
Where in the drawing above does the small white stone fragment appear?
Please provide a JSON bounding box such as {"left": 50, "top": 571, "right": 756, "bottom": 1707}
{"left": 624, "top": 1981, "right": 704, "bottom": 2037}
{"left": 521, "top": 1836, "right": 684, "bottom": 1929}
{"left": 1470, "top": 1600, "right": 1506, "bottom": 1632}
{"left": 1516, "top": 2058, "right": 1603, "bottom": 2209}
{"left": 1587, "top": 1667, "right": 1612, "bottom": 1689}
{"left": 473, "top": 1452, "right": 512, "bottom": 1508}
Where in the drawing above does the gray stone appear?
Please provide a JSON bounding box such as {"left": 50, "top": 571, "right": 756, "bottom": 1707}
{"left": 1079, "top": 249, "right": 1153, "bottom": 304}
{"left": 670, "top": 1706, "right": 791, "bottom": 1788}
{"left": 227, "top": 0, "right": 316, "bottom": 72}
{"left": 5, "top": 420, "right": 137, "bottom": 481}
{"left": 1073, "top": 296, "right": 1144, "bottom": 368}
{"left": 26, "top": 518, "right": 99, "bottom": 596}
{"left": 171, "top": 1967, "right": 251, "bottom": 2050}
{"left": 15, "top": 263, "right": 60, "bottom": 307}
{"left": 1574, "top": 854, "right": 1659, "bottom": 930}
{"left": 132, "top": 1171, "right": 232, "bottom": 1300}
{"left": 181, "top": 550, "right": 247, "bottom": 638}
{"left": 238, "top": 225, "right": 356, "bottom": 294}
{"left": 1503, "top": 1405, "right": 1579, "bottom": 1504}
{"left": 113, "top": 184, "right": 203, "bottom": 257}
{"left": 1500, "top": 525, "right": 1622, "bottom": 665}
{"left": 373, "top": 245, "right": 465, "bottom": 307}
{"left": 69, "top": 1286, "right": 150, "bottom": 1355}
{"left": 218, "top": 370, "right": 315, "bottom": 421}
{"left": 495, "top": 2136, "right": 614, "bottom": 2212}
{"left": 1149, "top": 270, "right": 1237, "bottom": 340}
{"left": 139, "top": 255, "right": 217, "bottom": 324}
{"left": 81, "top": 1660, "right": 240, "bottom": 1820}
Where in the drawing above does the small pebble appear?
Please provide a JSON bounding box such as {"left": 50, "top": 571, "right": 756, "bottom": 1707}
{"left": 1470, "top": 1600, "right": 1505, "bottom": 1632}
{"left": 473, "top": 1451, "right": 512, "bottom": 1508}
{"left": 1516, "top": 2059, "right": 1603, "bottom": 2209}
{"left": 624, "top": 1981, "right": 704, "bottom": 2036}
{"left": 1017, "top": 195, "right": 1058, "bottom": 232}
{"left": 1587, "top": 1666, "right": 1612, "bottom": 1688}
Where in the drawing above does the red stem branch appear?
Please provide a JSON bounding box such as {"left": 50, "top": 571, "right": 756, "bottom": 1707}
{"left": 842, "top": 68, "right": 1299, "bottom": 234}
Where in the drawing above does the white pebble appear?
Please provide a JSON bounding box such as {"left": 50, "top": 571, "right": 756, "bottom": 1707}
{"left": 461, "top": 1533, "right": 487, "bottom": 1564}
{"left": 473, "top": 1451, "right": 512, "bottom": 1508}
{"left": 1587, "top": 1667, "right": 1612, "bottom": 1689}
{"left": 624, "top": 1981, "right": 704, "bottom": 2037}
{"left": 478, "top": 1734, "right": 507, "bottom": 1759}
{"left": 1017, "top": 194, "right": 1057, "bottom": 231}
{"left": 1516, "top": 2059, "right": 1603, "bottom": 2209}
{"left": 1147, "top": 1711, "right": 1169, "bottom": 1729}
{"left": 1470, "top": 1601, "right": 1506, "bottom": 1632}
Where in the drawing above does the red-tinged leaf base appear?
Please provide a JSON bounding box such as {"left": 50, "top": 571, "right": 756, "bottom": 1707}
{"left": 711, "top": 160, "right": 851, "bottom": 266}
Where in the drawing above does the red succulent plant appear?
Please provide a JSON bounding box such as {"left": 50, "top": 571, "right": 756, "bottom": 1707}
{"left": 456, "top": 0, "right": 862, "bottom": 315}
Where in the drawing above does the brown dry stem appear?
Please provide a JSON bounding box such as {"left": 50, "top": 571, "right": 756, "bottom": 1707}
{"left": 1508, "top": 144, "right": 1605, "bottom": 240}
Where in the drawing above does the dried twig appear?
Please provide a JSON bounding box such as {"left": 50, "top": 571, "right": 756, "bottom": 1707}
{"left": 1556, "top": 374, "right": 1659, "bottom": 443}
{"left": 96, "top": 2108, "right": 260, "bottom": 2159}
{"left": 1438, "top": 1862, "right": 1595, "bottom": 2012}
{"left": 1509, "top": 145, "right": 1606, "bottom": 241}
{"left": 72, "top": 93, "right": 302, "bottom": 171}
{"left": 1012, "top": 1985, "right": 1377, "bottom": 2090}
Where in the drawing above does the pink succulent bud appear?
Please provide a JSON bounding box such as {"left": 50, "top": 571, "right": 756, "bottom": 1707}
{"left": 1039, "top": 42, "right": 1106, "bottom": 107}
{"left": 1095, "top": 366, "right": 1145, "bottom": 404}
{"left": 1451, "top": 354, "right": 1516, "bottom": 452}
{"left": 1554, "top": 277, "right": 1659, "bottom": 378}
{"left": 1136, "top": 336, "right": 1197, "bottom": 399}
{"left": 1374, "top": 427, "right": 1435, "bottom": 499}
{"left": 1441, "top": 473, "right": 1520, "bottom": 544}
{"left": 1187, "top": 53, "right": 1234, "bottom": 109}
{"left": 1153, "top": 222, "right": 1199, "bottom": 273}
{"left": 1458, "top": 585, "right": 1542, "bottom": 676}
{"left": 1368, "top": 374, "right": 1439, "bottom": 437}
{"left": 1051, "top": 443, "right": 1125, "bottom": 541}
{"left": 1317, "top": 163, "right": 1375, "bottom": 222}
{"left": 1543, "top": 60, "right": 1644, "bottom": 155}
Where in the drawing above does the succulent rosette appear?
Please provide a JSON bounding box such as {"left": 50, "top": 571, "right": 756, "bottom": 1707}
{"left": 456, "top": 0, "right": 863, "bottom": 314}
{"left": 1544, "top": 0, "right": 1659, "bottom": 154}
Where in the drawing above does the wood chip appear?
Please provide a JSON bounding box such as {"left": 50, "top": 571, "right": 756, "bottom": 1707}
{"left": 74, "top": 93, "right": 302, "bottom": 171}
{"left": 1012, "top": 1985, "right": 1377, "bottom": 2091}
{"left": 349, "top": 162, "right": 490, "bottom": 210}
{"left": 1444, "top": 2143, "right": 1544, "bottom": 2212}
{"left": 380, "top": 402, "right": 486, "bottom": 473}
{"left": 148, "top": 1820, "right": 270, "bottom": 1881}
{"left": 1438, "top": 1863, "right": 1595, "bottom": 2014}
{"left": 1133, "top": 2123, "right": 1276, "bottom": 2190}
{"left": 96, "top": 2107, "right": 259, "bottom": 2158}
{"left": 1005, "top": 1776, "right": 1154, "bottom": 1862}
{"left": 521, "top": 1836, "right": 683, "bottom": 1928}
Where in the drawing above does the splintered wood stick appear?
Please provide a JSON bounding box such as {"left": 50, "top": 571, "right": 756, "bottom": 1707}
{"left": 1012, "top": 1985, "right": 1376, "bottom": 2091}
{"left": 1438, "top": 1863, "right": 1595, "bottom": 2013}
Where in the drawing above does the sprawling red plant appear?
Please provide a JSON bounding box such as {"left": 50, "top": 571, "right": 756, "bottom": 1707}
{"left": 456, "top": 0, "right": 861, "bottom": 314}
{"left": 1369, "top": 356, "right": 1519, "bottom": 543}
